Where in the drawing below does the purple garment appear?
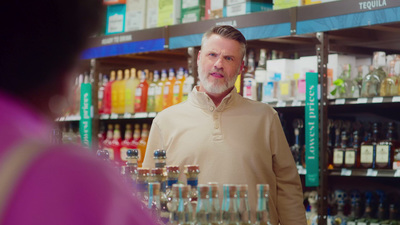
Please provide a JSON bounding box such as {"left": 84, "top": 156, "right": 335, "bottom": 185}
{"left": 0, "top": 92, "right": 159, "bottom": 225}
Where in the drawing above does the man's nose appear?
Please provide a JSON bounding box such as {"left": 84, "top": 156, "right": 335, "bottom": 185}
{"left": 214, "top": 57, "right": 223, "bottom": 69}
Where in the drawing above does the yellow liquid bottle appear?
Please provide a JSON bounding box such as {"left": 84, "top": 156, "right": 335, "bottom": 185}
{"left": 111, "top": 70, "right": 123, "bottom": 114}
{"left": 155, "top": 69, "right": 167, "bottom": 112}
{"left": 125, "top": 68, "right": 140, "bottom": 114}
{"left": 118, "top": 69, "right": 128, "bottom": 114}
{"left": 147, "top": 70, "right": 158, "bottom": 112}
{"left": 173, "top": 67, "right": 185, "bottom": 105}
{"left": 163, "top": 68, "right": 176, "bottom": 109}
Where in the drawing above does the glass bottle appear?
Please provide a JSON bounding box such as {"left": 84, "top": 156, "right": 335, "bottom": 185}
{"left": 360, "top": 123, "right": 379, "bottom": 169}
{"left": 172, "top": 184, "right": 194, "bottom": 225}
{"left": 166, "top": 165, "right": 180, "bottom": 223}
{"left": 120, "top": 124, "right": 134, "bottom": 163}
{"left": 122, "top": 149, "right": 139, "bottom": 182}
{"left": 208, "top": 182, "right": 222, "bottom": 225}
{"left": 147, "top": 70, "right": 159, "bottom": 112}
{"left": 110, "top": 123, "right": 122, "bottom": 164}
{"left": 173, "top": 67, "right": 185, "bottom": 105}
{"left": 153, "top": 149, "right": 167, "bottom": 168}
{"left": 376, "top": 122, "right": 399, "bottom": 169}
{"left": 136, "top": 168, "right": 150, "bottom": 205}
{"left": 135, "top": 70, "right": 149, "bottom": 112}
{"left": 237, "top": 184, "right": 251, "bottom": 225}
{"left": 102, "top": 124, "right": 113, "bottom": 156}
{"left": 155, "top": 69, "right": 167, "bottom": 112}
{"left": 185, "top": 165, "right": 200, "bottom": 206}
{"left": 290, "top": 119, "right": 303, "bottom": 166}
{"left": 137, "top": 123, "right": 149, "bottom": 167}
{"left": 148, "top": 182, "right": 162, "bottom": 215}
{"left": 332, "top": 122, "right": 344, "bottom": 169}
{"left": 182, "top": 69, "right": 194, "bottom": 102}
{"left": 361, "top": 51, "right": 387, "bottom": 97}
{"left": 222, "top": 184, "right": 240, "bottom": 225}
{"left": 255, "top": 184, "right": 272, "bottom": 225}
{"left": 163, "top": 68, "right": 176, "bottom": 109}
{"left": 344, "top": 131, "right": 361, "bottom": 169}
{"left": 98, "top": 73, "right": 107, "bottom": 114}
{"left": 196, "top": 184, "right": 211, "bottom": 225}
{"left": 255, "top": 48, "right": 268, "bottom": 101}
{"left": 103, "top": 71, "right": 115, "bottom": 114}
{"left": 150, "top": 167, "right": 169, "bottom": 223}
{"left": 380, "top": 59, "right": 399, "bottom": 97}
{"left": 111, "top": 70, "right": 123, "bottom": 114}
{"left": 125, "top": 67, "right": 140, "bottom": 114}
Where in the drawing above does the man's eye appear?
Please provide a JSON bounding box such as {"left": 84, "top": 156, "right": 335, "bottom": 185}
{"left": 226, "top": 56, "right": 233, "bottom": 61}
{"left": 209, "top": 53, "right": 216, "bottom": 57}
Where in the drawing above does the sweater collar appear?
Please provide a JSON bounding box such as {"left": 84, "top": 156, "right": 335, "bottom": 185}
{"left": 188, "top": 86, "right": 239, "bottom": 112}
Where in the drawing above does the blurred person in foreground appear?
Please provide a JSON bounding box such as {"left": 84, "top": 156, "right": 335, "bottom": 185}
{"left": 143, "top": 25, "right": 307, "bottom": 225}
{"left": 0, "top": 1, "right": 157, "bottom": 224}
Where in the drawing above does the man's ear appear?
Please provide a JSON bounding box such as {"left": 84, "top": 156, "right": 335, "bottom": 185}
{"left": 197, "top": 50, "right": 201, "bottom": 62}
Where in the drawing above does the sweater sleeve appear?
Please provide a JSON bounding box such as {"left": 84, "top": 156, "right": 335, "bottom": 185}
{"left": 270, "top": 113, "right": 307, "bottom": 225}
{"left": 142, "top": 119, "right": 163, "bottom": 169}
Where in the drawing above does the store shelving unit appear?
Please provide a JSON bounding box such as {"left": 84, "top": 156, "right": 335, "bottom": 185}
{"left": 69, "top": 1, "right": 400, "bottom": 224}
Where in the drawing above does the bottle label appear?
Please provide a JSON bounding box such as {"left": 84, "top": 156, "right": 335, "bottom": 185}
{"left": 135, "top": 87, "right": 142, "bottom": 96}
{"left": 164, "top": 86, "right": 169, "bottom": 95}
{"left": 360, "top": 145, "right": 374, "bottom": 163}
{"left": 333, "top": 148, "right": 344, "bottom": 165}
{"left": 344, "top": 150, "right": 356, "bottom": 165}
{"left": 147, "top": 86, "right": 155, "bottom": 96}
{"left": 120, "top": 147, "right": 128, "bottom": 161}
{"left": 376, "top": 145, "right": 390, "bottom": 163}
{"left": 155, "top": 86, "right": 162, "bottom": 95}
{"left": 173, "top": 84, "right": 180, "bottom": 94}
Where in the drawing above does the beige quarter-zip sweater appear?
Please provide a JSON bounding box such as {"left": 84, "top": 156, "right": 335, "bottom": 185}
{"left": 143, "top": 87, "right": 306, "bottom": 225}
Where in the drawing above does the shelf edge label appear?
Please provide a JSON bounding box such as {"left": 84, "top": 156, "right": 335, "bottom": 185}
{"left": 305, "top": 72, "right": 319, "bottom": 187}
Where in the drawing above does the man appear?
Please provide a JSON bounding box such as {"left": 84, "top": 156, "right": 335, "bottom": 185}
{"left": 0, "top": 1, "right": 157, "bottom": 224}
{"left": 143, "top": 25, "right": 306, "bottom": 224}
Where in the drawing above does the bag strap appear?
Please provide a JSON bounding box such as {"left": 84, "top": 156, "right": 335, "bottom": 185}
{"left": 0, "top": 141, "right": 48, "bottom": 222}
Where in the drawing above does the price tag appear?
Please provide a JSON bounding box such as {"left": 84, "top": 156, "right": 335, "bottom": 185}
{"left": 110, "top": 113, "right": 118, "bottom": 119}
{"left": 392, "top": 96, "right": 400, "bottom": 102}
{"left": 148, "top": 112, "right": 157, "bottom": 118}
{"left": 341, "top": 168, "right": 352, "bottom": 176}
{"left": 59, "top": 117, "right": 65, "bottom": 121}
{"left": 100, "top": 114, "right": 110, "bottom": 119}
{"left": 357, "top": 98, "right": 368, "bottom": 104}
{"left": 123, "top": 113, "right": 132, "bottom": 119}
{"left": 276, "top": 100, "right": 286, "bottom": 107}
{"left": 394, "top": 170, "right": 400, "bottom": 177}
{"left": 366, "top": 168, "right": 378, "bottom": 177}
{"left": 291, "top": 100, "right": 302, "bottom": 107}
{"left": 347, "top": 222, "right": 356, "bottom": 225}
{"left": 372, "top": 97, "right": 383, "bottom": 103}
{"left": 134, "top": 112, "right": 148, "bottom": 118}
{"left": 335, "top": 98, "right": 345, "bottom": 105}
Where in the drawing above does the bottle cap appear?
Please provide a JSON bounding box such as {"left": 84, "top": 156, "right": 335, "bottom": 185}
{"left": 150, "top": 168, "right": 165, "bottom": 176}
{"left": 208, "top": 182, "right": 219, "bottom": 197}
{"left": 166, "top": 165, "right": 180, "bottom": 173}
{"left": 223, "top": 184, "right": 237, "bottom": 198}
{"left": 137, "top": 168, "right": 150, "bottom": 176}
{"left": 126, "top": 149, "right": 138, "bottom": 157}
{"left": 184, "top": 165, "right": 200, "bottom": 174}
{"left": 173, "top": 184, "right": 190, "bottom": 198}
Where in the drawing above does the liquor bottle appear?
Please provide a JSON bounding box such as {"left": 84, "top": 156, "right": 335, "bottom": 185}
{"left": 150, "top": 168, "right": 166, "bottom": 197}
{"left": 120, "top": 124, "right": 134, "bottom": 163}
{"left": 375, "top": 190, "right": 387, "bottom": 224}
{"left": 155, "top": 69, "right": 167, "bottom": 112}
{"left": 147, "top": 182, "right": 162, "bottom": 216}
{"left": 118, "top": 69, "right": 128, "bottom": 114}
{"left": 98, "top": 73, "right": 107, "bottom": 114}
{"left": 135, "top": 70, "right": 149, "bottom": 112}
{"left": 122, "top": 149, "right": 139, "bottom": 182}
{"left": 208, "top": 182, "right": 222, "bottom": 225}
{"left": 137, "top": 123, "right": 149, "bottom": 167}
{"left": 326, "top": 119, "right": 334, "bottom": 170}
{"left": 111, "top": 70, "right": 123, "bottom": 114}
{"left": 185, "top": 165, "right": 200, "bottom": 209}
{"left": 131, "top": 124, "right": 141, "bottom": 164}
{"left": 196, "top": 184, "right": 211, "bottom": 225}
{"left": 347, "top": 190, "right": 362, "bottom": 225}
{"left": 103, "top": 71, "right": 115, "bottom": 114}
{"left": 98, "top": 123, "right": 106, "bottom": 149}
{"left": 380, "top": 204, "right": 399, "bottom": 225}
{"left": 237, "top": 184, "right": 251, "bottom": 225}
{"left": 172, "top": 184, "right": 194, "bottom": 225}
{"left": 222, "top": 184, "right": 240, "bottom": 225}
{"left": 255, "top": 184, "right": 272, "bottom": 225}
{"left": 243, "top": 50, "right": 257, "bottom": 101}
{"left": 255, "top": 48, "right": 268, "bottom": 101}
{"left": 361, "top": 51, "right": 387, "bottom": 97}
{"left": 332, "top": 189, "right": 347, "bottom": 225}
{"left": 165, "top": 165, "right": 180, "bottom": 220}
{"left": 380, "top": 59, "right": 399, "bottom": 97}
{"left": 73, "top": 74, "right": 84, "bottom": 116}
{"left": 103, "top": 124, "right": 114, "bottom": 159}
{"left": 173, "top": 67, "right": 185, "bottom": 105}
{"left": 356, "top": 191, "right": 375, "bottom": 225}
{"left": 344, "top": 131, "right": 361, "bottom": 169}
{"left": 147, "top": 70, "right": 159, "bottom": 112}
{"left": 153, "top": 149, "right": 166, "bottom": 169}
{"left": 125, "top": 68, "right": 140, "bottom": 114}
{"left": 332, "top": 121, "right": 344, "bottom": 169}
{"left": 290, "top": 119, "right": 304, "bottom": 167}
{"left": 182, "top": 69, "right": 195, "bottom": 102}
{"left": 110, "top": 123, "right": 122, "bottom": 164}
{"left": 163, "top": 68, "right": 176, "bottom": 109}
{"left": 136, "top": 168, "right": 150, "bottom": 205}
{"left": 376, "top": 122, "right": 399, "bottom": 169}
{"left": 360, "top": 123, "right": 379, "bottom": 169}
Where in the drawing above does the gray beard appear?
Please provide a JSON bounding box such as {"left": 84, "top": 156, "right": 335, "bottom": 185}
{"left": 198, "top": 65, "right": 237, "bottom": 94}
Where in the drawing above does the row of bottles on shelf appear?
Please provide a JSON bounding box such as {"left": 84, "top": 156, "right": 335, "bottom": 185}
{"left": 98, "top": 122, "right": 149, "bottom": 167}
{"left": 288, "top": 119, "right": 400, "bottom": 170}
{"left": 98, "top": 67, "right": 195, "bottom": 115}
{"left": 96, "top": 148, "right": 272, "bottom": 225}
{"left": 331, "top": 52, "right": 400, "bottom": 99}
{"left": 305, "top": 188, "right": 400, "bottom": 225}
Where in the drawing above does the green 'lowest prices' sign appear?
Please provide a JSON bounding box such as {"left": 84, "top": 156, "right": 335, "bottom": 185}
{"left": 305, "top": 72, "right": 319, "bottom": 187}
{"left": 80, "top": 83, "right": 92, "bottom": 147}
